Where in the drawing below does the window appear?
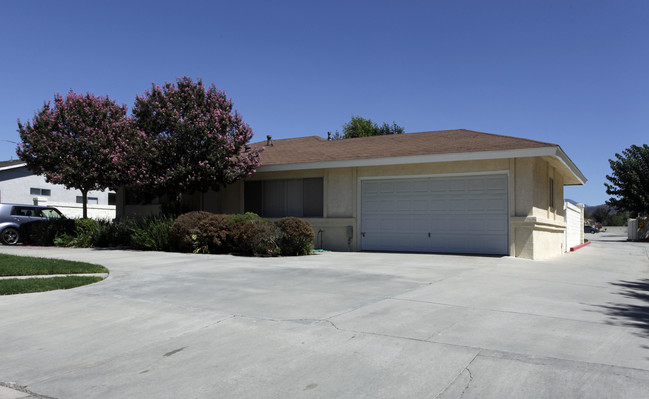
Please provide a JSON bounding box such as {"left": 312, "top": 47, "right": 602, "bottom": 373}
{"left": 549, "top": 178, "right": 555, "bottom": 209}
{"left": 11, "top": 206, "right": 41, "bottom": 217}
{"left": 244, "top": 178, "right": 323, "bottom": 218}
{"left": 30, "top": 188, "right": 51, "bottom": 196}
{"left": 77, "top": 196, "right": 99, "bottom": 205}
{"left": 108, "top": 192, "right": 117, "bottom": 206}
{"left": 41, "top": 208, "right": 63, "bottom": 219}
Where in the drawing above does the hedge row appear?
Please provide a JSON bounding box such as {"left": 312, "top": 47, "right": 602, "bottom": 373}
{"left": 19, "top": 215, "right": 175, "bottom": 251}
{"left": 18, "top": 212, "right": 314, "bottom": 256}
{"left": 169, "top": 212, "right": 314, "bottom": 256}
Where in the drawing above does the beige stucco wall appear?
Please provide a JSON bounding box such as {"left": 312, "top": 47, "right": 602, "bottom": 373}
{"left": 116, "top": 155, "right": 575, "bottom": 260}
{"left": 240, "top": 157, "right": 572, "bottom": 259}
{"left": 510, "top": 157, "right": 568, "bottom": 259}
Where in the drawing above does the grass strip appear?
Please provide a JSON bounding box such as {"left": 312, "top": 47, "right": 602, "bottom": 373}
{"left": 0, "top": 253, "right": 108, "bottom": 276}
{"left": 0, "top": 276, "right": 105, "bottom": 295}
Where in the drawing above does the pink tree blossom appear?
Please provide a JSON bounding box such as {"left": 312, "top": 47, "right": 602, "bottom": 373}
{"left": 132, "top": 76, "right": 262, "bottom": 203}
{"left": 17, "top": 91, "right": 144, "bottom": 218}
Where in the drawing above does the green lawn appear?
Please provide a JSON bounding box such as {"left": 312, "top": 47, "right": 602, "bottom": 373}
{"left": 0, "top": 276, "right": 105, "bottom": 295}
{"left": 0, "top": 253, "right": 108, "bottom": 295}
{"left": 0, "top": 253, "right": 108, "bottom": 276}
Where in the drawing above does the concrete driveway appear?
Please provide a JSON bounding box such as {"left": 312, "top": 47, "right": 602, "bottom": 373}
{"left": 1, "top": 228, "right": 648, "bottom": 398}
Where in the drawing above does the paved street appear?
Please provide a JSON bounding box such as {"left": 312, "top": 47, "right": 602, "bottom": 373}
{"left": 1, "top": 228, "right": 648, "bottom": 398}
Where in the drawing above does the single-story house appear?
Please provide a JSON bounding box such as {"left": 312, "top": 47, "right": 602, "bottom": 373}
{"left": 0, "top": 159, "right": 117, "bottom": 219}
{"left": 117, "top": 129, "right": 586, "bottom": 260}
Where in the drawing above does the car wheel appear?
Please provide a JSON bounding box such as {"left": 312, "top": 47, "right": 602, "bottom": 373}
{"left": 1, "top": 227, "right": 19, "bottom": 245}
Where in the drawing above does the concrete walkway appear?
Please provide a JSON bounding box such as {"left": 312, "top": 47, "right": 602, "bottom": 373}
{"left": 0, "top": 229, "right": 648, "bottom": 398}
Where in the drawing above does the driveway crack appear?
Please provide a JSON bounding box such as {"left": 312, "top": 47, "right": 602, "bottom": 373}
{"left": 0, "top": 381, "right": 57, "bottom": 399}
{"left": 434, "top": 351, "right": 480, "bottom": 399}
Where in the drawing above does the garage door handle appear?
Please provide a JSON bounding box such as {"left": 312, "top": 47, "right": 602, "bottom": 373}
{"left": 428, "top": 232, "right": 431, "bottom": 237}
{"left": 361, "top": 232, "right": 365, "bottom": 237}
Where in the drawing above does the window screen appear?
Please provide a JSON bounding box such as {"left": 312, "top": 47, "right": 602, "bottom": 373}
{"left": 244, "top": 178, "right": 323, "bottom": 218}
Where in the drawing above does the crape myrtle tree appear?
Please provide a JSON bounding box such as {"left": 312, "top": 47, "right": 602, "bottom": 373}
{"left": 132, "top": 76, "right": 261, "bottom": 207}
{"left": 605, "top": 144, "right": 649, "bottom": 217}
{"left": 17, "top": 91, "right": 144, "bottom": 218}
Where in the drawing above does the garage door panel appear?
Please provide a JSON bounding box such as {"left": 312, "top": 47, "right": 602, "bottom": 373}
{"left": 449, "top": 180, "right": 467, "bottom": 191}
{"left": 468, "top": 198, "right": 485, "bottom": 211}
{"left": 485, "top": 198, "right": 508, "bottom": 211}
{"left": 485, "top": 176, "right": 508, "bottom": 191}
{"left": 379, "top": 182, "right": 394, "bottom": 193}
{"left": 449, "top": 199, "right": 468, "bottom": 211}
{"left": 430, "top": 180, "right": 448, "bottom": 192}
{"left": 361, "top": 175, "right": 508, "bottom": 255}
{"left": 467, "top": 178, "right": 485, "bottom": 191}
{"left": 363, "top": 232, "right": 430, "bottom": 252}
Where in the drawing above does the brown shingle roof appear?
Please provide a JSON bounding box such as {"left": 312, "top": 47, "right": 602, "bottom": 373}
{"left": 252, "top": 129, "right": 557, "bottom": 166}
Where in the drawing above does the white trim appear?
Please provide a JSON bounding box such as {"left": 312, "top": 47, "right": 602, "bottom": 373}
{"left": 358, "top": 170, "right": 509, "bottom": 182}
{"left": 0, "top": 162, "right": 26, "bottom": 172}
{"left": 257, "top": 146, "right": 586, "bottom": 185}
{"left": 356, "top": 171, "right": 511, "bottom": 254}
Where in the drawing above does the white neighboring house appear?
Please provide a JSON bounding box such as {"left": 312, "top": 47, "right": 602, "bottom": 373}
{"left": 0, "top": 159, "right": 116, "bottom": 219}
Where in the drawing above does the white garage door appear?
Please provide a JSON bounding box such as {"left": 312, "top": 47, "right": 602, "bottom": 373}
{"left": 360, "top": 174, "right": 509, "bottom": 255}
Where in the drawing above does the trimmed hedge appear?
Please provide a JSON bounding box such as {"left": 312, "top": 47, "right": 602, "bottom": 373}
{"left": 276, "top": 217, "right": 314, "bottom": 256}
{"left": 230, "top": 220, "right": 280, "bottom": 256}
{"left": 168, "top": 211, "right": 213, "bottom": 252}
{"left": 18, "top": 211, "right": 314, "bottom": 257}
{"left": 168, "top": 211, "right": 314, "bottom": 256}
{"left": 194, "top": 213, "right": 230, "bottom": 254}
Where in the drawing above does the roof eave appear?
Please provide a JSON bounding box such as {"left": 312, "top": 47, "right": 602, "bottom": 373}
{"left": 0, "top": 162, "right": 26, "bottom": 172}
{"left": 257, "top": 146, "right": 587, "bottom": 185}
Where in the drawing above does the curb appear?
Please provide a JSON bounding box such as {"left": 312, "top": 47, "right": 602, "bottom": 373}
{"left": 570, "top": 241, "right": 591, "bottom": 252}
{"left": 0, "top": 273, "right": 108, "bottom": 281}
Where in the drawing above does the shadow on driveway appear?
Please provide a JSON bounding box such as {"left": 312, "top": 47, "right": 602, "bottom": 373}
{"left": 598, "top": 279, "right": 649, "bottom": 339}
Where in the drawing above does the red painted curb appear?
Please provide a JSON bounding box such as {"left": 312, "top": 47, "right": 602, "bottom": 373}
{"left": 570, "top": 241, "right": 592, "bottom": 252}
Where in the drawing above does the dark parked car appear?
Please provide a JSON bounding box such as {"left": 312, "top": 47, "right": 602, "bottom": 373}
{"left": 584, "top": 225, "right": 599, "bottom": 234}
{"left": 0, "top": 203, "right": 65, "bottom": 245}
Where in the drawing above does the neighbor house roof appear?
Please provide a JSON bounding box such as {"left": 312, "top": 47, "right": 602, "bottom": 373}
{"left": 0, "top": 159, "right": 26, "bottom": 171}
{"left": 251, "top": 129, "right": 586, "bottom": 185}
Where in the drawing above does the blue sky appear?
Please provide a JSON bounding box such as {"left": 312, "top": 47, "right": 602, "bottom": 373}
{"left": 1, "top": 0, "right": 647, "bottom": 205}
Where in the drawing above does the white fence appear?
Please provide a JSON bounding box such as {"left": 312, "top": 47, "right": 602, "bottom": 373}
{"left": 564, "top": 202, "right": 584, "bottom": 251}
{"left": 33, "top": 198, "right": 116, "bottom": 220}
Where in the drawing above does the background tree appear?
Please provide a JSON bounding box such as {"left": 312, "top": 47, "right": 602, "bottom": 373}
{"left": 332, "top": 116, "right": 404, "bottom": 139}
{"left": 17, "top": 91, "right": 142, "bottom": 218}
{"left": 132, "top": 76, "right": 261, "bottom": 205}
{"left": 605, "top": 144, "right": 649, "bottom": 217}
{"left": 591, "top": 207, "right": 610, "bottom": 224}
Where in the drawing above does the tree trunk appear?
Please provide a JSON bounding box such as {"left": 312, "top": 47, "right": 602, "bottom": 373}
{"left": 82, "top": 189, "right": 88, "bottom": 219}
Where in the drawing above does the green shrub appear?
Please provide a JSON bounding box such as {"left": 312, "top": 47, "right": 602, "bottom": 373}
{"left": 227, "top": 212, "right": 266, "bottom": 226}
{"left": 52, "top": 219, "right": 98, "bottom": 248}
{"left": 93, "top": 219, "right": 132, "bottom": 247}
{"left": 168, "top": 211, "right": 213, "bottom": 252}
{"left": 276, "top": 217, "right": 314, "bottom": 256}
{"left": 19, "top": 219, "right": 75, "bottom": 246}
{"left": 193, "top": 213, "right": 230, "bottom": 254}
{"left": 129, "top": 215, "right": 176, "bottom": 251}
{"left": 230, "top": 220, "right": 280, "bottom": 256}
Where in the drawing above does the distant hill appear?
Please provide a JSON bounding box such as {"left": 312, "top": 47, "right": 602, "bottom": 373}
{"left": 565, "top": 199, "right": 613, "bottom": 215}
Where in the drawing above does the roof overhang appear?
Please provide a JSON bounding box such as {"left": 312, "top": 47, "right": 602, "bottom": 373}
{"left": 0, "top": 162, "right": 26, "bottom": 172}
{"left": 257, "top": 146, "right": 587, "bottom": 186}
